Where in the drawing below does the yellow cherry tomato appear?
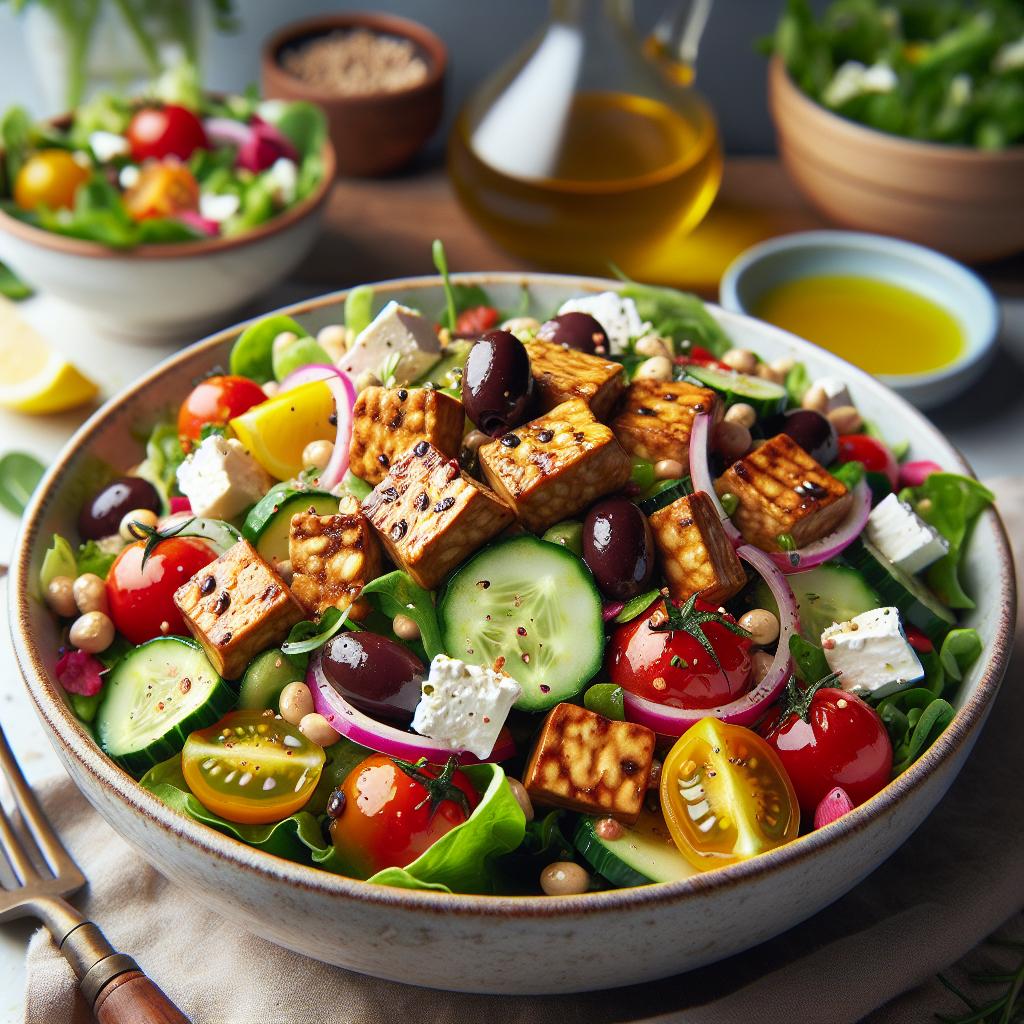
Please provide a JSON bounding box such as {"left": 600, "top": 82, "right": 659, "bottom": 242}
{"left": 14, "top": 149, "right": 89, "bottom": 211}
{"left": 122, "top": 159, "right": 200, "bottom": 222}
{"left": 229, "top": 379, "right": 337, "bottom": 480}
{"left": 660, "top": 717, "right": 799, "bottom": 871}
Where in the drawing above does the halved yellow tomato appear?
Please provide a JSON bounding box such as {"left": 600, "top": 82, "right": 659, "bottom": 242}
{"left": 660, "top": 718, "right": 799, "bottom": 871}
{"left": 229, "top": 380, "right": 336, "bottom": 479}
{"left": 122, "top": 159, "right": 199, "bottom": 221}
{"left": 182, "top": 710, "right": 325, "bottom": 824}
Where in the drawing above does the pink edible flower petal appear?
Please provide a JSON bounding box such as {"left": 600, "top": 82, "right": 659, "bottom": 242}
{"left": 55, "top": 649, "right": 105, "bottom": 697}
{"left": 176, "top": 210, "right": 220, "bottom": 237}
{"left": 814, "top": 786, "right": 855, "bottom": 829}
{"left": 170, "top": 496, "right": 192, "bottom": 514}
{"left": 237, "top": 117, "right": 299, "bottom": 172}
{"left": 898, "top": 460, "right": 943, "bottom": 489}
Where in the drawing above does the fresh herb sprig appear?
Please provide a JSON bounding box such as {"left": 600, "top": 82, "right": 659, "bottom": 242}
{"left": 937, "top": 936, "right": 1024, "bottom": 1024}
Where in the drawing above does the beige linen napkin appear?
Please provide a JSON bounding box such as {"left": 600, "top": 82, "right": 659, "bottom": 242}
{"left": 23, "top": 479, "right": 1024, "bottom": 1024}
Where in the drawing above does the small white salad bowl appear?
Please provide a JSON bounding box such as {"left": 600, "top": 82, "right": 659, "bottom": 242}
{"left": 9, "top": 274, "right": 1016, "bottom": 994}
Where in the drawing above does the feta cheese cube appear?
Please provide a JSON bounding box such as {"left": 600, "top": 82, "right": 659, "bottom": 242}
{"left": 89, "top": 131, "right": 130, "bottom": 163}
{"left": 816, "top": 376, "right": 853, "bottom": 413}
{"left": 176, "top": 435, "right": 274, "bottom": 521}
{"left": 337, "top": 301, "right": 441, "bottom": 383}
{"left": 199, "top": 192, "right": 241, "bottom": 223}
{"left": 557, "top": 291, "right": 650, "bottom": 355}
{"left": 865, "top": 493, "right": 949, "bottom": 575}
{"left": 411, "top": 655, "right": 521, "bottom": 759}
{"left": 821, "top": 606, "right": 924, "bottom": 699}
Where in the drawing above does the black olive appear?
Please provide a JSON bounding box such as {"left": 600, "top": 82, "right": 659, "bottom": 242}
{"left": 582, "top": 498, "right": 656, "bottom": 601}
{"left": 78, "top": 476, "right": 161, "bottom": 541}
{"left": 776, "top": 409, "right": 838, "bottom": 466}
{"left": 462, "top": 330, "right": 534, "bottom": 436}
{"left": 536, "top": 312, "right": 610, "bottom": 355}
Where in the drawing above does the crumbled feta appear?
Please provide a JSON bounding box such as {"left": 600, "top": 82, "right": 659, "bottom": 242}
{"left": 264, "top": 157, "right": 298, "bottom": 205}
{"left": 865, "top": 493, "right": 949, "bottom": 576}
{"left": 815, "top": 376, "right": 853, "bottom": 413}
{"left": 823, "top": 61, "right": 898, "bottom": 108}
{"left": 557, "top": 291, "right": 650, "bottom": 355}
{"left": 993, "top": 36, "right": 1024, "bottom": 73}
{"left": 821, "top": 606, "right": 924, "bottom": 699}
{"left": 89, "top": 131, "right": 130, "bottom": 163}
{"left": 337, "top": 301, "right": 441, "bottom": 383}
{"left": 199, "top": 192, "right": 241, "bottom": 223}
{"left": 176, "top": 435, "right": 274, "bottom": 522}
{"left": 411, "top": 655, "right": 521, "bottom": 759}
{"left": 118, "top": 164, "right": 140, "bottom": 189}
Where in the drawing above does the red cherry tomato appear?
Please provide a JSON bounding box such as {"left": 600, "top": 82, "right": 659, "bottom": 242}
{"left": 905, "top": 625, "right": 934, "bottom": 654}
{"left": 761, "top": 686, "right": 893, "bottom": 816}
{"left": 178, "top": 375, "right": 267, "bottom": 448}
{"left": 607, "top": 599, "right": 752, "bottom": 710}
{"left": 329, "top": 754, "right": 479, "bottom": 879}
{"left": 836, "top": 435, "right": 899, "bottom": 489}
{"left": 107, "top": 538, "right": 217, "bottom": 645}
{"left": 455, "top": 305, "right": 500, "bottom": 335}
{"left": 675, "top": 346, "right": 732, "bottom": 371}
{"left": 127, "top": 104, "right": 208, "bottom": 162}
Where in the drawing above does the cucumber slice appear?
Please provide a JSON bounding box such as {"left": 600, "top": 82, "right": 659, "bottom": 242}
{"left": 439, "top": 535, "right": 604, "bottom": 712}
{"left": 416, "top": 339, "right": 472, "bottom": 389}
{"left": 684, "top": 364, "right": 787, "bottom": 417}
{"left": 636, "top": 476, "right": 693, "bottom": 516}
{"left": 237, "top": 648, "right": 306, "bottom": 711}
{"left": 751, "top": 561, "right": 880, "bottom": 641}
{"left": 845, "top": 538, "right": 955, "bottom": 643}
{"left": 574, "top": 809, "right": 696, "bottom": 887}
{"left": 241, "top": 486, "right": 338, "bottom": 566}
{"left": 96, "top": 637, "right": 234, "bottom": 775}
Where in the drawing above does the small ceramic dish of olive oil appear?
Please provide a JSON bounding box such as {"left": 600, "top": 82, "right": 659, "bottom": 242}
{"left": 719, "top": 231, "right": 1000, "bottom": 409}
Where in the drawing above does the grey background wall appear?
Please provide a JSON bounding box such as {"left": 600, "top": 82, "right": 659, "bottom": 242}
{"left": 0, "top": 1, "right": 830, "bottom": 155}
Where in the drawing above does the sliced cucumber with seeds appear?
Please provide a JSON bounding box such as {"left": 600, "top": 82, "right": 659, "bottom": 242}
{"left": 439, "top": 535, "right": 604, "bottom": 712}
{"left": 96, "top": 637, "right": 234, "bottom": 775}
{"left": 574, "top": 809, "right": 696, "bottom": 887}
{"left": 242, "top": 486, "right": 338, "bottom": 566}
{"left": 684, "top": 364, "right": 787, "bottom": 418}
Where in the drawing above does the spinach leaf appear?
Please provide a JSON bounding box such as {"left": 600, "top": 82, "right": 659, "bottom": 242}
{"left": 939, "top": 628, "right": 983, "bottom": 683}
{"left": 614, "top": 588, "right": 662, "bottom": 624}
{"left": 583, "top": 684, "right": 625, "bottom": 720}
{"left": 229, "top": 314, "right": 310, "bottom": 383}
{"left": 617, "top": 282, "right": 731, "bottom": 356}
{"left": 0, "top": 451, "right": 44, "bottom": 515}
{"left": 496, "top": 810, "right": 575, "bottom": 891}
{"left": 282, "top": 606, "right": 349, "bottom": 657}
{"left": 790, "top": 633, "right": 831, "bottom": 684}
{"left": 875, "top": 688, "right": 956, "bottom": 775}
{"left": 359, "top": 570, "right": 445, "bottom": 661}
{"left": 0, "top": 261, "right": 32, "bottom": 300}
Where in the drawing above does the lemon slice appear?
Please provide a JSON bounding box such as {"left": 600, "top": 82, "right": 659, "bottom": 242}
{"left": 0, "top": 297, "right": 98, "bottom": 414}
{"left": 230, "top": 380, "right": 336, "bottom": 480}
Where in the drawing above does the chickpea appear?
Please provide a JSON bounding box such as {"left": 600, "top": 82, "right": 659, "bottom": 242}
{"left": 634, "top": 334, "right": 670, "bottom": 359}
{"left": 500, "top": 316, "right": 541, "bottom": 339}
{"left": 506, "top": 778, "right": 534, "bottom": 822}
{"left": 654, "top": 458, "right": 684, "bottom": 481}
{"left": 69, "top": 611, "right": 115, "bottom": 654}
{"left": 302, "top": 439, "right": 335, "bottom": 471}
{"left": 770, "top": 356, "right": 796, "bottom": 377}
{"left": 392, "top": 613, "right": 421, "bottom": 641}
{"left": 45, "top": 576, "right": 78, "bottom": 618}
{"left": 298, "top": 712, "right": 340, "bottom": 747}
{"left": 634, "top": 355, "right": 673, "bottom": 382}
{"left": 540, "top": 861, "right": 590, "bottom": 896}
{"left": 739, "top": 608, "right": 781, "bottom": 646}
{"left": 275, "top": 559, "right": 293, "bottom": 585}
{"left": 272, "top": 330, "right": 298, "bottom": 355}
{"left": 723, "top": 402, "right": 756, "bottom": 430}
{"left": 751, "top": 650, "right": 774, "bottom": 684}
{"left": 755, "top": 362, "right": 785, "bottom": 384}
{"left": 827, "top": 405, "right": 863, "bottom": 434}
{"left": 713, "top": 420, "right": 752, "bottom": 462}
{"left": 262, "top": 380, "right": 280, "bottom": 398}
{"left": 279, "top": 681, "right": 315, "bottom": 725}
{"left": 801, "top": 382, "right": 830, "bottom": 413}
{"left": 721, "top": 348, "right": 758, "bottom": 374}
{"left": 73, "top": 573, "right": 108, "bottom": 615}
{"left": 316, "top": 323, "right": 349, "bottom": 360}
{"left": 354, "top": 370, "right": 381, "bottom": 393}
{"left": 462, "top": 429, "right": 490, "bottom": 455}
{"left": 118, "top": 507, "right": 159, "bottom": 542}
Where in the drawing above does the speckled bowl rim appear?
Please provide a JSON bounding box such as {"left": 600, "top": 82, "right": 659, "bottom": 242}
{"left": 9, "top": 272, "right": 1017, "bottom": 920}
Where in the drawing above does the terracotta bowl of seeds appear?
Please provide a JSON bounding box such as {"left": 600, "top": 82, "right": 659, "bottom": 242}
{"left": 262, "top": 12, "right": 447, "bottom": 178}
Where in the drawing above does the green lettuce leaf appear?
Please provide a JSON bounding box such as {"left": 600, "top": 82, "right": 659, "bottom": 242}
{"left": 617, "top": 282, "right": 731, "bottom": 356}
{"left": 40, "top": 534, "right": 78, "bottom": 590}
{"left": 875, "top": 688, "right": 955, "bottom": 775}
{"left": 0, "top": 261, "right": 32, "bottom": 300}
{"left": 135, "top": 421, "right": 186, "bottom": 506}
{"left": 76, "top": 540, "right": 117, "bottom": 579}
{"left": 359, "top": 570, "right": 445, "bottom": 661}
{"left": 939, "top": 627, "right": 983, "bottom": 683}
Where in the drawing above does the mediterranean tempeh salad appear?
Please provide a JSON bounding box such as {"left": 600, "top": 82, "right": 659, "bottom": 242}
{"left": 39, "top": 246, "right": 993, "bottom": 895}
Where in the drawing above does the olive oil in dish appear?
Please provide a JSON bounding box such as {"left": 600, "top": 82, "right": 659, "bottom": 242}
{"left": 753, "top": 275, "right": 965, "bottom": 376}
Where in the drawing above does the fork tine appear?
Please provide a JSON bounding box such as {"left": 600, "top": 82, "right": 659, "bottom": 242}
{"left": 0, "top": 801, "right": 39, "bottom": 884}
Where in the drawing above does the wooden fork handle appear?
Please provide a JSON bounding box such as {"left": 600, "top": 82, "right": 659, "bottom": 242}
{"left": 93, "top": 968, "right": 189, "bottom": 1024}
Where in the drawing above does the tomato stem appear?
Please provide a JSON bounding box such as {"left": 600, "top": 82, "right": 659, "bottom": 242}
{"left": 649, "top": 592, "right": 750, "bottom": 671}
{"left": 392, "top": 755, "right": 472, "bottom": 820}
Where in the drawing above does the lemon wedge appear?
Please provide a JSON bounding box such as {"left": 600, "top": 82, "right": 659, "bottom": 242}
{"left": 0, "top": 297, "right": 98, "bottom": 414}
{"left": 230, "top": 380, "right": 336, "bottom": 480}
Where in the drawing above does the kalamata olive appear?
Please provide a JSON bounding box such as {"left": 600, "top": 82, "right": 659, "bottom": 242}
{"left": 778, "top": 409, "right": 838, "bottom": 466}
{"left": 462, "top": 329, "right": 534, "bottom": 436}
{"left": 320, "top": 632, "right": 424, "bottom": 725}
{"left": 582, "top": 498, "right": 656, "bottom": 601}
{"left": 536, "top": 312, "right": 609, "bottom": 355}
{"left": 78, "top": 476, "right": 161, "bottom": 541}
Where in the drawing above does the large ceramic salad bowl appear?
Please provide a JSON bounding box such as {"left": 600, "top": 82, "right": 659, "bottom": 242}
{"left": 9, "top": 274, "right": 1016, "bottom": 994}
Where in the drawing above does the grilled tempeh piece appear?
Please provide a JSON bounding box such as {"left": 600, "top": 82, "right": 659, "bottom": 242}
{"left": 715, "top": 433, "right": 853, "bottom": 552}
{"left": 174, "top": 540, "right": 304, "bottom": 680}
{"left": 288, "top": 509, "right": 382, "bottom": 619}
{"left": 650, "top": 491, "right": 747, "bottom": 605}
{"left": 523, "top": 338, "right": 626, "bottom": 421}
{"left": 523, "top": 703, "right": 656, "bottom": 824}
{"left": 478, "top": 398, "right": 631, "bottom": 533}
{"left": 611, "top": 379, "right": 719, "bottom": 464}
{"left": 349, "top": 386, "right": 464, "bottom": 486}
{"left": 362, "top": 441, "right": 514, "bottom": 590}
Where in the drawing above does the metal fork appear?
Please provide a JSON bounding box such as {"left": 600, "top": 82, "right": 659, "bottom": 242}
{"left": 0, "top": 724, "right": 188, "bottom": 1023}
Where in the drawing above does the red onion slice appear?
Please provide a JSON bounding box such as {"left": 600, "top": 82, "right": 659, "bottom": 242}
{"left": 308, "top": 651, "right": 515, "bottom": 764}
{"left": 898, "top": 460, "right": 942, "bottom": 489}
{"left": 689, "top": 411, "right": 743, "bottom": 547}
{"left": 767, "top": 480, "right": 872, "bottom": 573}
{"left": 622, "top": 544, "right": 798, "bottom": 736}
{"left": 602, "top": 601, "right": 625, "bottom": 622}
{"left": 175, "top": 210, "right": 220, "bottom": 237}
{"left": 202, "top": 116, "right": 252, "bottom": 149}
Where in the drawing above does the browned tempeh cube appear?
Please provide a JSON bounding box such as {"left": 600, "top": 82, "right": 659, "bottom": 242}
{"left": 348, "top": 386, "right": 464, "bottom": 486}
{"left": 173, "top": 540, "right": 304, "bottom": 680}
{"left": 715, "top": 433, "right": 853, "bottom": 552}
{"left": 523, "top": 338, "right": 626, "bottom": 421}
{"left": 362, "top": 441, "right": 514, "bottom": 590}
{"left": 650, "top": 492, "right": 747, "bottom": 605}
{"left": 288, "top": 509, "right": 382, "bottom": 619}
{"left": 523, "top": 703, "right": 655, "bottom": 824}
{"left": 477, "top": 399, "right": 631, "bottom": 533}
{"left": 611, "top": 379, "right": 719, "bottom": 464}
